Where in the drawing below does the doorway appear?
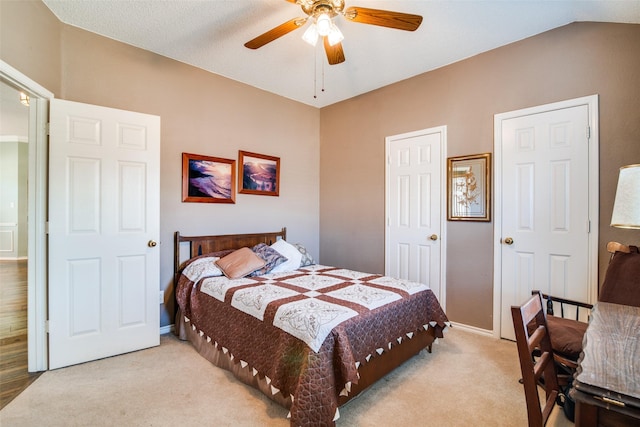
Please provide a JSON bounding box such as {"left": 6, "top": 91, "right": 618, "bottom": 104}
{"left": 1, "top": 60, "right": 53, "bottom": 372}
{"left": 0, "top": 76, "right": 38, "bottom": 409}
{"left": 1, "top": 60, "right": 160, "bottom": 374}
{"left": 493, "top": 95, "right": 599, "bottom": 339}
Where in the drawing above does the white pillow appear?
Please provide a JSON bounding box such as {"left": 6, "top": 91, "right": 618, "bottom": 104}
{"left": 269, "top": 239, "right": 303, "bottom": 273}
{"left": 182, "top": 257, "right": 223, "bottom": 282}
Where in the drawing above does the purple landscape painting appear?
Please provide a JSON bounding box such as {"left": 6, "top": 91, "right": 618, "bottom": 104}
{"left": 238, "top": 151, "right": 280, "bottom": 196}
{"left": 182, "top": 153, "right": 235, "bottom": 203}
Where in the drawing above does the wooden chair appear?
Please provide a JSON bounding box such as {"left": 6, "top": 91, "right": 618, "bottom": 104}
{"left": 512, "top": 292, "right": 560, "bottom": 427}
{"left": 534, "top": 241, "right": 637, "bottom": 375}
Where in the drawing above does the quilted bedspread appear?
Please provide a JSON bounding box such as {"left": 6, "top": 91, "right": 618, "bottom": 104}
{"left": 176, "top": 260, "right": 449, "bottom": 426}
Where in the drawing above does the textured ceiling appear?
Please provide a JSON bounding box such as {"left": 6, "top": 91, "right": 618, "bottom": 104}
{"left": 42, "top": 0, "right": 640, "bottom": 108}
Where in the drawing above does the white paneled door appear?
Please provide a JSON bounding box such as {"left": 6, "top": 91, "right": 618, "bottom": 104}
{"left": 48, "top": 99, "right": 160, "bottom": 369}
{"left": 497, "top": 103, "right": 593, "bottom": 341}
{"left": 386, "top": 127, "right": 445, "bottom": 302}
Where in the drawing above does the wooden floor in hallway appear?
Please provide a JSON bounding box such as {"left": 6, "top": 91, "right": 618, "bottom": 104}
{"left": 0, "top": 260, "right": 41, "bottom": 410}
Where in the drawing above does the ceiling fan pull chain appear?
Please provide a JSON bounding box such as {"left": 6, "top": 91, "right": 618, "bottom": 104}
{"left": 313, "top": 44, "right": 318, "bottom": 99}
{"left": 322, "top": 53, "right": 325, "bottom": 93}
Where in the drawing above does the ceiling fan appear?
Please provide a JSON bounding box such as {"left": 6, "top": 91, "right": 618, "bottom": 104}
{"left": 244, "top": 0, "right": 423, "bottom": 65}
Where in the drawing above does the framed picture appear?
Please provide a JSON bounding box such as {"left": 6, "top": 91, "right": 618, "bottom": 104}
{"left": 182, "top": 153, "right": 236, "bottom": 203}
{"left": 447, "top": 153, "right": 491, "bottom": 221}
{"left": 238, "top": 151, "right": 280, "bottom": 196}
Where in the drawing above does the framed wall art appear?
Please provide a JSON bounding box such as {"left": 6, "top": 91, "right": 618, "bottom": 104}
{"left": 238, "top": 150, "right": 280, "bottom": 196}
{"left": 182, "top": 152, "right": 236, "bottom": 203}
{"left": 447, "top": 153, "right": 491, "bottom": 221}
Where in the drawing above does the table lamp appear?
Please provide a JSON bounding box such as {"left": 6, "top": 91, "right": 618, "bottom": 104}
{"left": 611, "top": 164, "right": 640, "bottom": 229}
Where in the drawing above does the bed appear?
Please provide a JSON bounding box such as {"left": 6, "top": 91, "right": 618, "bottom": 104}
{"left": 174, "top": 228, "right": 449, "bottom": 426}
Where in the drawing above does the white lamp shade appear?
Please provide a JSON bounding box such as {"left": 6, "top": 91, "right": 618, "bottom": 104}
{"left": 316, "top": 13, "right": 331, "bottom": 36}
{"left": 611, "top": 164, "right": 640, "bottom": 229}
{"left": 327, "top": 24, "right": 344, "bottom": 46}
{"left": 302, "top": 24, "right": 319, "bottom": 46}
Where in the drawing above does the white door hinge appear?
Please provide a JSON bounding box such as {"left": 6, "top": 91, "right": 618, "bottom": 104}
{"left": 45, "top": 320, "right": 50, "bottom": 333}
{"left": 586, "top": 126, "right": 591, "bottom": 139}
{"left": 46, "top": 122, "right": 50, "bottom": 135}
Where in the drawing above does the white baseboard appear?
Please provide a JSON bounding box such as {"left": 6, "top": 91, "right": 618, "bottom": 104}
{"left": 449, "top": 321, "right": 495, "bottom": 337}
{"left": 160, "top": 324, "right": 174, "bottom": 335}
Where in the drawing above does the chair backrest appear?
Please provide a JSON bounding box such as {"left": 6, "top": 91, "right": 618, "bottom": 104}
{"left": 600, "top": 243, "right": 640, "bottom": 307}
{"left": 512, "top": 292, "right": 560, "bottom": 427}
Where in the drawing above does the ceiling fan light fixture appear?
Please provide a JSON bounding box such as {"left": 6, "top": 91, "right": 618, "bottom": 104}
{"left": 244, "top": 0, "right": 422, "bottom": 67}
{"left": 327, "top": 24, "right": 344, "bottom": 46}
{"left": 316, "top": 13, "right": 332, "bottom": 36}
{"left": 302, "top": 23, "right": 319, "bottom": 46}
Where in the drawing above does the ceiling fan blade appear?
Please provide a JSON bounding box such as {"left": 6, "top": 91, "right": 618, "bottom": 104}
{"left": 244, "top": 18, "right": 305, "bottom": 49}
{"left": 324, "top": 37, "right": 345, "bottom": 65}
{"left": 344, "top": 7, "right": 423, "bottom": 31}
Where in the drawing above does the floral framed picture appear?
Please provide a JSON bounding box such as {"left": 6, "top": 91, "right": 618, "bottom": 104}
{"left": 182, "top": 153, "right": 236, "bottom": 203}
{"left": 447, "top": 153, "right": 491, "bottom": 221}
{"left": 238, "top": 151, "right": 280, "bottom": 196}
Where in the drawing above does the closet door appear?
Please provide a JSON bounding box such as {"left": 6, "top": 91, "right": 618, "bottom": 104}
{"left": 386, "top": 126, "right": 445, "bottom": 302}
{"left": 496, "top": 101, "right": 594, "bottom": 341}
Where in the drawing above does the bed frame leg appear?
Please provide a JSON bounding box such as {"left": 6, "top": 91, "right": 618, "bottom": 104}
{"left": 427, "top": 344, "right": 432, "bottom": 353}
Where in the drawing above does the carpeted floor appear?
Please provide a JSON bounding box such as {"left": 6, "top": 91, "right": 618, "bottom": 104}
{"left": 0, "top": 327, "right": 573, "bottom": 426}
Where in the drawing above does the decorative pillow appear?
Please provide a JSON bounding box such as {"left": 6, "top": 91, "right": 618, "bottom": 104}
{"left": 269, "top": 239, "right": 303, "bottom": 273}
{"left": 178, "top": 249, "right": 234, "bottom": 272}
{"left": 215, "top": 247, "right": 266, "bottom": 280}
{"left": 293, "top": 243, "right": 316, "bottom": 267}
{"left": 250, "top": 243, "right": 288, "bottom": 276}
{"left": 182, "top": 256, "right": 223, "bottom": 282}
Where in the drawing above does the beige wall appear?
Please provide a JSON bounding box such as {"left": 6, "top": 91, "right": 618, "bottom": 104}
{"left": 320, "top": 22, "right": 640, "bottom": 330}
{"left": 1, "top": 1, "right": 320, "bottom": 327}
{"left": 0, "top": 1, "right": 61, "bottom": 95}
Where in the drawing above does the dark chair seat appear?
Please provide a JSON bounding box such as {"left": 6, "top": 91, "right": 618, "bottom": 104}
{"left": 546, "top": 315, "right": 588, "bottom": 362}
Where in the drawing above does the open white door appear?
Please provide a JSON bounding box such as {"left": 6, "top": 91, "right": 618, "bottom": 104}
{"left": 48, "top": 99, "right": 160, "bottom": 369}
{"left": 385, "top": 127, "right": 446, "bottom": 303}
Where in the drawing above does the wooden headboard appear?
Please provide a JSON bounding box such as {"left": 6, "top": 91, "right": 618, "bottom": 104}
{"left": 174, "top": 228, "right": 287, "bottom": 277}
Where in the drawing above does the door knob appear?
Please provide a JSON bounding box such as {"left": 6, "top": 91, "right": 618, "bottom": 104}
{"left": 504, "top": 237, "right": 514, "bottom": 245}
{"left": 429, "top": 234, "right": 438, "bottom": 241}
{"left": 148, "top": 240, "right": 157, "bottom": 248}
